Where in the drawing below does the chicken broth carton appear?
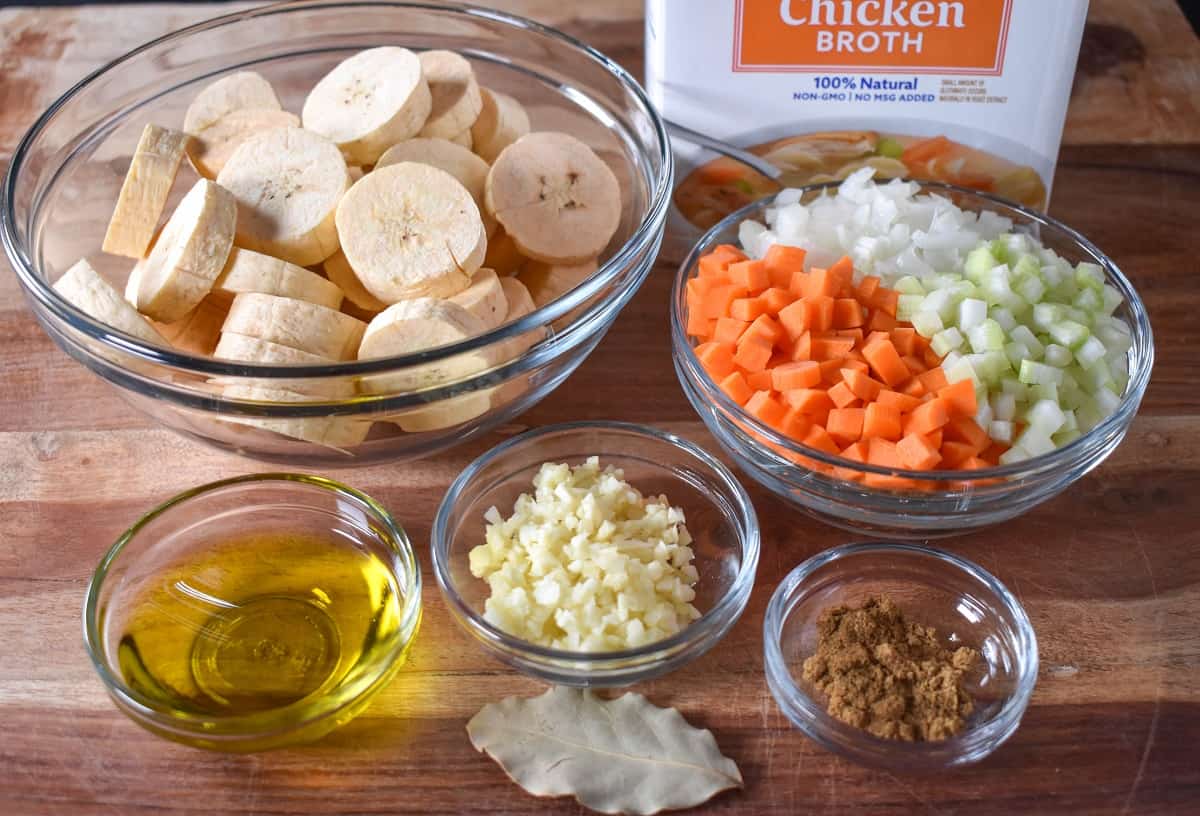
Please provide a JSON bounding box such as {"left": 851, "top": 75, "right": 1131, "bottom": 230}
{"left": 645, "top": 0, "right": 1087, "bottom": 259}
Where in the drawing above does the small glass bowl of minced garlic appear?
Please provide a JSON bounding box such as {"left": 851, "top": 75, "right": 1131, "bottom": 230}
{"left": 763, "top": 541, "right": 1038, "bottom": 771}
{"left": 83, "top": 473, "right": 422, "bottom": 752}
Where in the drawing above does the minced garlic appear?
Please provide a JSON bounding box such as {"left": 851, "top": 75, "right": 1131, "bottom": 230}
{"left": 468, "top": 457, "right": 701, "bottom": 651}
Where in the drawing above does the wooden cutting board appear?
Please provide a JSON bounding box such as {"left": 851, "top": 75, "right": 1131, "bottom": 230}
{"left": 1, "top": 2, "right": 1197, "bottom": 813}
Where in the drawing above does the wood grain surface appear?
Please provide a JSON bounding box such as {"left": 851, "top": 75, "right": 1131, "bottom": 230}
{"left": 1, "top": 1, "right": 1198, "bottom": 814}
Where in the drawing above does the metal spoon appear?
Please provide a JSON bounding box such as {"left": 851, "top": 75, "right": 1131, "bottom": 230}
{"left": 664, "top": 119, "right": 782, "bottom": 181}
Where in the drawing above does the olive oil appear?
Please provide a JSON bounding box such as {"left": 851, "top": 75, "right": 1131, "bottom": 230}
{"left": 112, "top": 530, "right": 409, "bottom": 723}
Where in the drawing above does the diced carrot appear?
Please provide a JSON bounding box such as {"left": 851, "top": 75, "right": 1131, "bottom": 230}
{"left": 713, "top": 316, "right": 749, "bottom": 345}
{"left": 833, "top": 298, "right": 866, "bottom": 329}
{"left": 719, "top": 371, "right": 754, "bottom": 405}
{"left": 904, "top": 398, "right": 950, "bottom": 435}
{"left": 980, "top": 441, "right": 1009, "bottom": 462}
{"left": 867, "top": 436, "right": 902, "bottom": 466}
{"left": 828, "top": 381, "right": 859, "bottom": 409}
{"left": 865, "top": 330, "right": 891, "bottom": 347}
{"left": 901, "top": 378, "right": 927, "bottom": 399}
{"left": 771, "top": 360, "right": 821, "bottom": 391}
{"left": 782, "top": 388, "right": 834, "bottom": 417}
{"left": 806, "top": 268, "right": 840, "bottom": 298}
{"left": 781, "top": 408, "right": 812, "bottom": 439}
{"left": 939, "top": 441, "right": 977, "bottom": 468}
{"left": 746, "top": 370, "right": 774, "bottom": 392}
{"left": 827, "top": 407, "right": 865, "bottom": 442}
{"left": 790, "top": 331, "right": 812, "bottom": 361}
{"left": 901, "top": 355, "right": 926, "bottom": 377}
{"left": 811, "top": 335, "right": 856, "bottom": 360}
{"left": 696, "top": 342, "right": 736, "bottom": 380}
{"left": 699, "top": 244, "right": 745, "bottom": 278}
{"left": 938, "top": 379, "right": 979, "bottom": 418}
{"left": 777, "top": 299, "right": 814, "bottom": 339}
{"left": 828, "top": 256, "right": 855, "bottom": 295}
{"left": 897, "top": 432, "right": 942, "bottom": 470}
{"left": 744, "top": 314, "right": 784, "bottom": 346}
{"left": 876, "top": 389, "right": 923, "bottom": 412}
{"left": 727, "top": 259, "right": 769, "bottom": 293}
{"left": 746, "top": 390, "right": 788, "bottom": 429}
{"left": 763, "top": 244, "right": 807, "bottom": 288}
{"left": 788, "top": 269, "right": 810, "bottom": 298}
{"left": 760, "top": 287, "right": 795, "bottom": 314}
{"left": 686, "top": 277, "right": 717, "bottom": 311}
{"left": 842, "top": 369, "right": 883, "bottom": 402}
{"left": 836, "top": 328, "right": 865, "bottom": 344}
{"left": 856, "top": 275, "right": 881, "bottom": 302}
{"left": 841, "top": 440, "right": 869, "bottom": 461}
{"left": 923, "top": 346, "right": 944, "bottom": 369}
{"left": 943, "top": 416, "right": 990, "bottom": 452}
{"left": 802, "top": 424, "right": 840, "bottom": 455}
{"left": 918, "top": 367, "right": 949, "bottom": 393}
{"left": 960, "top": 456, "right": 993, "bottom": 471}
{"left": 862, "top": 339, "right": 910, "bottom": 387}
{"left": 840, "top": 358, "right": 869, "bottom": 374}
{"left": 701, "top": 283, "right": 749, "bottom": 319}
{"left": 818, "top": 358, "right": 847, "bottom": 384}
{"left": 891, "top": 327, "right": 918, "bottom": 356}
{"left": 864, "top": 402, "right": 902, "bottom": 440}
{"left": 902, "top": 135, "right": 953, "bottom": 165}
{"left": 925, "top": 429, "right": 943, "bottom": 450}
{"left": 729, "top": 297, "right": 767, "bottom": 322}
{"left": 870, "top": 288, "right": 899, "bottom": 317}
{"left": 687, "top": 313, "right": 716, "bottom": 339}
{"left": 867, "top": 309, "right": 898, "bottom": 331}
{"left": 733, "top": 337, "right": 772, "bottom": 372}
{"left": 811, "top": 296, "right": 835, "bottom": 332}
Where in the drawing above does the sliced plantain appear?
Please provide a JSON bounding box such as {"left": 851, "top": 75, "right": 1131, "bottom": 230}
{"left": 485, "top": 131, "right": 621, "bottom": 265}
{"left": 216, "top": 126, "right": 350, "bottom": 267}
{"left": 517, "top": 257, "right": 599, "bottom": 308}
{"left": 357, "top": 297, "right": 490, "bottom": 393}
{"left": 335, "top": 162, "right": 485, "bottom": 303}
{"left": 54, "top": 258, "right": 164, "bottom": 344}
{"left": 219, "top": 382, "right": 370, "bottom": 451}
{"left": 131, "top": 178, "right": 237, "bottom": 323}
{"left": 102, "top": 124, "right": 190, "bottom": 258}
{"left": 417, "top": 50, "right": 483, "bottom": 141}
{"left": 375, "top": 137, "right": 494, "bottom": 233}
{"left": 183, "top": 71, "right": 281, "bottom": 136}
{"left": 213, "top": 333, "right": 350, "bottom": 397}
{"left": 187, "top": 109, "right": 300, "bottom": 179}
{"left": 302, "top": 47, "right": 432, "bottom": 166}
{"left": 449, "top": 129, "right": 473, "bottom": 149}
{"left": 471, "top": 88, "right": 531, "bottom": 163}
{"left": 153, "top": 295, "right": 229, "bottom": 356}
{"left": 214, "top": 246, "right": 343, "bottom": 309}
{"left": 493, "top": 275, "right": 544, "bottom": 362}
{"left": 391, "top": 390, "right": 492, "bottom": 432}
{"left": 482, "top": 227, "right": 528, "bottom": 276}
{"left": 449, "top": 268, "right": 508, "bottom": 329}
{"left": 323, "top": 249, "right": 388, "bottom": 314}
{"left": 222, "top": 291, "right": 366, "bottom": 360}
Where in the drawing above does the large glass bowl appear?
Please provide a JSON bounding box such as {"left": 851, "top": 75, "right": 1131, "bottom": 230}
{"left": 2, "top": 0, "right": 671, "bottom": 466}
{"left": 671, "top": 182, "right": 1153, "bottom": 538}
{"left": 431, "top": 421, "right": 760, "bottom": 687}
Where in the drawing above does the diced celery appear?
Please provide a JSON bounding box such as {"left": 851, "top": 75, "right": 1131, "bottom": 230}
{"left": 1004, "top": 341, "right": 1031, "bottom": 368}
{"left": 1031, "top": 382, "right": 1059, "bottom": 403}
{"left": 965, "top": 245, "right": 998, "bottom": 282}
{"left": 1016, "top": 426, "right": 1056, "bottom": 457}
{"left": 983, "top": 268, "right": 1021, "bottom": 307}
{"left": 991, "top": 391, "right": 1017, "bottom": 421}
{"left": 1026, "top": 399, "right": 1066, "bottom": 434}
{"left": 1063, "top": 306, "right": 1091, "bottom": 326}
{"left": 974, "top": 401, "right": 994, "bottom": 429}
{"left": 1059, "top": 409, "right": 1078, "bottom": 433}
{"left": 1095, "top": 318, "right": 1133, "bottom": 353}
{"left": 1079, "top": 358, "right": 1113, "bottom": 392}
{"left": 922, "top": 288, "right": 958, "bottom": 321}
{"left": 1039, "top": 264, "right": 1063, "bottom": 290}
{"left": 1095, "top": 388, "right": 1121, "bottom": 415}
{"left": 967, "top": 319, "right": 1005, "bottom": 353}
{"left": 1075, "top": 262, "right": 1105, "bottom": 292}
{"left": 989, "top": 306, "right": 1017, "bottom": 332}
{"left": 1075, "top": 287, "right": 1102, "bottom": 313}
{"left": 999, "top": 446, "right": 1030, "bottom": 465}
{"left": 1000, "top": 377, "right": 1027, "bottom": 398}
{"left": 1053, "top": 429, "right": 1083, "bottom": 446}
{"left": 1075, "top": 398, "right": 1103, "bottom": 432}
{"left": 894, "top": 275, "right": 925, "bottom": 295}
{"left": 958, "top": 298, "right": 988, "bottom": 330}
{"left": 1032, "top": 303, "right": 1063, "bottom": 331}
{"left": 944, "top": 357, "right": 980, "bottom": 387}
{"left": 989, "top": 420, "right": 1015, "bottom": 444}
{"left": 1015, "top": 272, "right": 1046, "bottom": 304}
{"left": 897, "top": 294, "right": 924, "bottom": 321}
{"left": 1100, "top": 285, "right": 1124, "bottom": 315}
{"left": 988, "top": 239, "right": 1011, "bottom": 265}
{"left": 1012, "top": 253, "right": 1041, "bottom": 282}
{"left": 1019, "top": 359, "right": 1063, "bottom": 386}
{"left": 1048, "top": 319, "right": 1089, "bottom": 349}
{"left": 931, "top": 327, "right": 965, "bottom": 356}
{"left": 1075, "top": 336, "right": 1106, "bottom": 368}
{"left": 1044, "top": 344, "right": 1073, "bottom": 367}
{"left": 950, "top": 280, "right": 980, "bottom": 301}
{"left": 912, "top": 310, "right": 944, "bottom": 337}
{"left": 1002, "top": 233, "right": 1032, "bottom": 258}
{"left": 1009, "top": 324, "right": 1044, "bottom": 358}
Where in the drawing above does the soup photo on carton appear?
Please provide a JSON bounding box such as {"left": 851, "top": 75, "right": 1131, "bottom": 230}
{"left": 645, "top": 0, "right": 1088, "bottom": 259}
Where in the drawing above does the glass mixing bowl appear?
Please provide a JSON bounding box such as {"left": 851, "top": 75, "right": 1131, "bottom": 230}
{"left": 431, "top": 421, "right": 760, "bottom": 687}
{"left": 2, "top": 0, "right": 671, "bottom": 466}
{"left": 83, "top": 473, "right": 422, "bottom": 752}
{"left": 671, "top": 183, "right": 1153, "bottom": 538}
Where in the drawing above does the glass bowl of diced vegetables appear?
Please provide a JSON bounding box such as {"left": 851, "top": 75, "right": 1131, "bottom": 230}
{"left": 2, "top": 1, "right": 671, "bottom": 466}
{"left": 671, "top": 174, "right": 1153, "bottom": 538}
{"left": 431, "top": 421, "right": 761, "bottom": 687}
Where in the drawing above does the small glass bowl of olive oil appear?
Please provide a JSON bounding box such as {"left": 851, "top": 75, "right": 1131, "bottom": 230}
{"left": 83, "top": 473, "right": 422, "bottom": 752}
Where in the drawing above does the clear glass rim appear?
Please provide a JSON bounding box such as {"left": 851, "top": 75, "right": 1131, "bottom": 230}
{"left": 763, "top": 540, "right": 1039, "bottom": 764}
{"left": 430, "top": 420, "right": 761, "bottom": 669}
{"left": 670, "top": 180, "right": 1154, "bottom": 483}
{"left": 81, "top": 472, "right": 423, "bottom": 736}
{"left": 2, "top": 0, "right": 673, "bottom": 379}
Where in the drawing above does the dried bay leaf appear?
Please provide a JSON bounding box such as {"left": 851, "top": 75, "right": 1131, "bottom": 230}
{"left": 466, "top": 686, "right": 743, "bottom": 815}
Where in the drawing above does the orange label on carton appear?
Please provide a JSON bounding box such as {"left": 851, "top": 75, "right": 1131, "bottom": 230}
{"left": 734, "top": 0, "right": 1013, "bottom": 75}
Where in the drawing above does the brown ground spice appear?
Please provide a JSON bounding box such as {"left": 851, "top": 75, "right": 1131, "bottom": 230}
{"left": 801, "top": 594, "right": 978, "bottom": 741}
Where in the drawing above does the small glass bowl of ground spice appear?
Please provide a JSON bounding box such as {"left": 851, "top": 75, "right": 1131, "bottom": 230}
{"left": 764, "top": 542, "right": 1037, "bottom": 771}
